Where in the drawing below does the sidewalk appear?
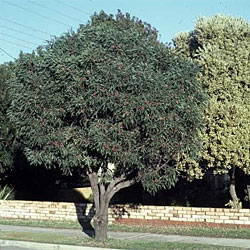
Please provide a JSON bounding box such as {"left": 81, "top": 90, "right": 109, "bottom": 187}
{"left": 1, "top": 240, "right": 120, "bottom": 250}
{"left": 1, "top": 224, "right": 250, "bottom": 249}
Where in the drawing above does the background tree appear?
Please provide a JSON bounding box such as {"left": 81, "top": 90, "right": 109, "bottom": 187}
{"left": 0, "top": 62, "right": 16, "bottom": 182}
{"left": 8, "top": 11, "right": 207, "bottom": 241}
{"left": 174, "top": 15, "right": 250, "bottom": 208}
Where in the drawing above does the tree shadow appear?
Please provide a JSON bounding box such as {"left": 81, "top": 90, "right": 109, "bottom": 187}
{"left": 54, "top": 187, "right": 96, "bottom": 238}
{"left": 74, "top": 202, "right": 95, "bottom": 238}
{"left": 110, "top": 204, "right": 141, "bottom": 223}
{"left": 111, "top": 204, "right": 131, "bottom": 219}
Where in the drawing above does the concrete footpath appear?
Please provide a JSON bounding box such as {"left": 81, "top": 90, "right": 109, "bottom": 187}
{"left": 1, "top": 240, "right": 120, "bottom": 250}
{"left": 1, "top": 224, "right": 250, "bottom": 249}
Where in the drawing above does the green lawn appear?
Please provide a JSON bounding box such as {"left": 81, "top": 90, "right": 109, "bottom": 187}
{"left": 0, "top": 231, "right": 243, "bottom": 250}
{"left": 110, "top": 223, "right": 250, "bottom": 239}
{"left": 0, "top": 218, "right": 249, "bottom": 239}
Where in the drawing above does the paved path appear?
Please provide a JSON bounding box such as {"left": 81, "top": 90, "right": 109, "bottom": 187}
{"left": 0, "top": 240, "right": 119, "bottom": 250}
{"left": 1, "top": 224, "right": 250, "bottom": 249}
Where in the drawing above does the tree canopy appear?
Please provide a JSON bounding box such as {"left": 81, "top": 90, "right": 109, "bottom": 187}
{"left": 0, "top": 62, "right": 16, "bottom": 180}
{"left": 8, "top": 11, "right": 207, "bottom": 240}
{"left": 174, "top": 15, "right": 250, "bottom": 207}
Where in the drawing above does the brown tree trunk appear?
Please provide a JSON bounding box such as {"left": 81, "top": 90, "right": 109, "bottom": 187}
{"left": 229, "top": 166, "right": 239, "bottom": 209}
{"left": 88, "top": 171, "right": 134, "bottom": 241}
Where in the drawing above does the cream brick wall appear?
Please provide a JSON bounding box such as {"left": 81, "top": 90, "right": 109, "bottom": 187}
{"left": 0, "top": 200, "right": 249, "bottom": 226}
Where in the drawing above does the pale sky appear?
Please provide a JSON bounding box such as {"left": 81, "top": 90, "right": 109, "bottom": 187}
{"left": 1, "top": 0, "right": 250, "bottom": 63}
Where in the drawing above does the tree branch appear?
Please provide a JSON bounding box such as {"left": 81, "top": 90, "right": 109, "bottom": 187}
{"left": 106, "top": 174, "right": 125, "bottom": 194}
{"left": 107, "top": 178, "right": 135, "bottom": 203}
{"left": 100, "top": 182, "right": 106, "bottom": 201}
{"left": 88, "top": 172, "right": 100, "bottom": 212}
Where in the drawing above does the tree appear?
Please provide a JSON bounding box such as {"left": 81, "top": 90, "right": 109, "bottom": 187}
{"left": 8, "top": 11, "right": 207, "bottom": 240}
{"left": 0, "top": 62, "right": 16, "bottom": 181}
{"left": 174, "top": 15, "right": 250, "bottom": 208}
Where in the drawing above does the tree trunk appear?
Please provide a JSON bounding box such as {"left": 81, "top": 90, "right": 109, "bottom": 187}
{"left": 93, "top": 207, "right": 109, "bottom": 241}
{"left": 229, "top": 182, "right": 239, "bottom": 209}
{"left": 88, "top": 171, "right": 135, "bottom": 241}
{"left": 229, "top": 166, "right": 239, "bottom": 209}
{"left": 247, "top": 185, "right": 250, "bottom": 203}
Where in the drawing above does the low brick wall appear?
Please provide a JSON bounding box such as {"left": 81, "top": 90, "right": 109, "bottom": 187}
{"left": 111, "top": 204, "right": 250, "bottom": 228}
{"left": 0, "top": 200, "right": 99, "bottom": 223}
{"left": 0, "top": 200, "right": 249, "bottom": 227}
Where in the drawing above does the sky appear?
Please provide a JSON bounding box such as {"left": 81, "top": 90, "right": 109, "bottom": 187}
{"left": 0, "top": 0, "right": 250, "bottom": 64}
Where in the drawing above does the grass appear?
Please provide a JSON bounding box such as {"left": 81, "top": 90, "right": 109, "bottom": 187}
{"left": 110, "top": 223, "right": 250, "bottom": 239}
{"left": 0, "top": 231, "right": 243, "bottom": 250}
{"left": 0, "top": 218, "right": 250, "bottom": 239}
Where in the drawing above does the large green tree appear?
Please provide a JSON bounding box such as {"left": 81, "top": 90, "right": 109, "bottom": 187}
{"left": 174, "top": 15, "right": 250, "bottom": 208}
{"left": 0, "top": 62, "right": 16, "bottom": 181}
{"left": 8, "top": 11, "right": 207, "bottom": 240}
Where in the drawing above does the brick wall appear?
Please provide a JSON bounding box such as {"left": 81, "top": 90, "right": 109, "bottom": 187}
{"left": 111, "top": 204, "right": 250, "bottom": 227}
{"left": 0, "top": 200, "right": 249, "bottom": 227}
{"left": 0, "top": 200, "right": 98, "bottom": 223}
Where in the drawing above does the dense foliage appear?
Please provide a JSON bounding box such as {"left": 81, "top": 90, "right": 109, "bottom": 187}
{"left": 174, "top": 15, "right": 250, "bottom": 175}
{"left": 0, "top": 62, "right": 16, "bottom": 180}
{"left": 174, "top": 15, "right": 250, "bottom": 207}
{"left": 8, "top": 11, "right": 207, "bottom": 240}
